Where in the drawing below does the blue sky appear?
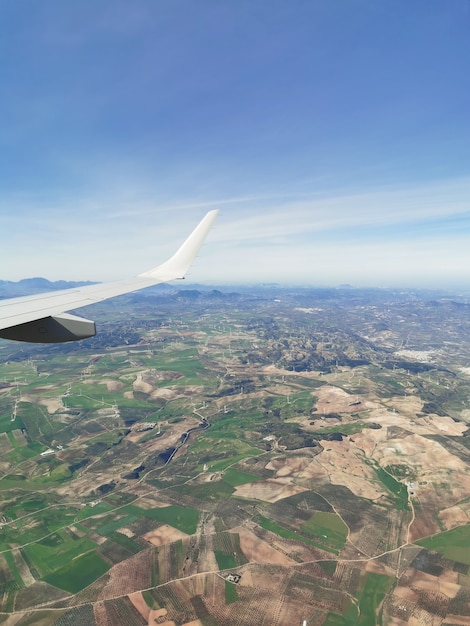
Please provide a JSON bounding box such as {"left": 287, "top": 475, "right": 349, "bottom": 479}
{"left": 1, "top": 0, "right": 469, "bottom": 288}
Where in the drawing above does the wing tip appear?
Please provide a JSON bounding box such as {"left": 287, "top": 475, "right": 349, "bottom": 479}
{"left": 138, "top": 209, "right": 219, "bottom": 280}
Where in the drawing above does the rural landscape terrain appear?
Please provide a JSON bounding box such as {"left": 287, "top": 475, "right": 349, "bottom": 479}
{"left": 1, "top": 282, "right": 470, "bottom": 625}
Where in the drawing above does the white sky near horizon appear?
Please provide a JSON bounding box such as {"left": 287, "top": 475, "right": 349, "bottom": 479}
{"left": 1, "top": 1, "right": 470, "bottom": 289}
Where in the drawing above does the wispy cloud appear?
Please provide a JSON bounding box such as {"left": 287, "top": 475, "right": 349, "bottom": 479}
{"left": 211, "top": 177, "right": 470, "bottom": 243}
{"left": 2, "top": 175, "right": 469, "bottom": 286}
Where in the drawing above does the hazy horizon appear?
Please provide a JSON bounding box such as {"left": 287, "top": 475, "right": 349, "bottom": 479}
{"left": 2, "top": 275, "right": 470, "bottom": 296}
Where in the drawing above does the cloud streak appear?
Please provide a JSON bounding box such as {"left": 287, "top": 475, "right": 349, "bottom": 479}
{"left": 2, "top": 175, "right": 469, "bottom": 288}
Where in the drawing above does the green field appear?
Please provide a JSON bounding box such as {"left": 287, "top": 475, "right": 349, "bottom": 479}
{"left": 221, "top": 468, "right": 260, "bottom": 486}
{"left": 189, "top": 435, "right": 261, "bottom": 474}
{"left": 97, "top": 514, "right": 139, "bottom": 536}
{"left": 312, "top": 422, "right": 373, "bottom": 436}
{"left": 22, "top": 537, "right": 97, "bottom": 577}
{"left": 368, "top": 462, "right": 409, "bottom": 510}
{"left": 0, "top": 414, "right": 25, "bottom": 434}
{"left": 416, "top": 524, "right": 470, "bottom": 564}
{"left": 215, "top": 550, "right": 237, "bottom": 570}
{"left": 0, "top": 471, "right": 25, "bottom": 485}
{"left": 75, "top": 500, "right": 115, "bottom": 520}
{"left": 208, "top": 450, "right": 260, "bottom": 472}
{"left": 43, "top": 550, "right": 110, "bottom": 593}
{"left": 173, "top": 480, "right": 234, "bottom": 502}
{"left": 201, "top": 414, "right": 265, "bottom": 440}
{"left": 324, "top": 572, "right": 394, "bottom": 626}
{"left": 257, "top": 515, "right": 340, "bottom": 554}
{"left": 2, "top": 551, "right": 24, "bottom": 589}
{"left": 355, "top": 573, "right": 394, "bottom": 625}
{"left": 225, "top": 580, "right": 239, "bottom": 603}
{"left": 123, "top": 504, "right": 199, "bottom": 535}
{"left": 301, "top": 511, "right": 348, "bottom": 551}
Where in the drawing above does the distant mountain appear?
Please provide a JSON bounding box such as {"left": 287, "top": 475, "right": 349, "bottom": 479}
{"left": 0, "top": 278, "right": 240, "bottom": 302}
{"left": 0, "top": 277, "right": 96, "bottom": 298}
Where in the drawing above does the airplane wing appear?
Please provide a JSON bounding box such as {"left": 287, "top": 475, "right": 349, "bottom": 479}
{"left": 0, "top": 209, "right": 218, "bottom": 343}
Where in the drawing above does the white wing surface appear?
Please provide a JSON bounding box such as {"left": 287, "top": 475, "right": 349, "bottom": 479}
{"left": 0, "top": 210, "right": 218, "bottom": 343}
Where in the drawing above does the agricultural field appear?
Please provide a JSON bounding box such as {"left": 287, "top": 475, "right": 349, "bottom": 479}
{"left": 0, "top": 285, "right": 470, "bottom": 624}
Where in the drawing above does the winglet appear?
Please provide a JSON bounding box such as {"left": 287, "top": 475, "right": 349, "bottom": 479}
{"left": 139, "top": 209, "right": 219, "bottom": 281}
{"left": 0, "top": 209, "right": 219, "bottom": 343}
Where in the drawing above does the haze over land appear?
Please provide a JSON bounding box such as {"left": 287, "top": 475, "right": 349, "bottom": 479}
{"left": 1, "top": 2, "right": 470, "bottom": 287}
